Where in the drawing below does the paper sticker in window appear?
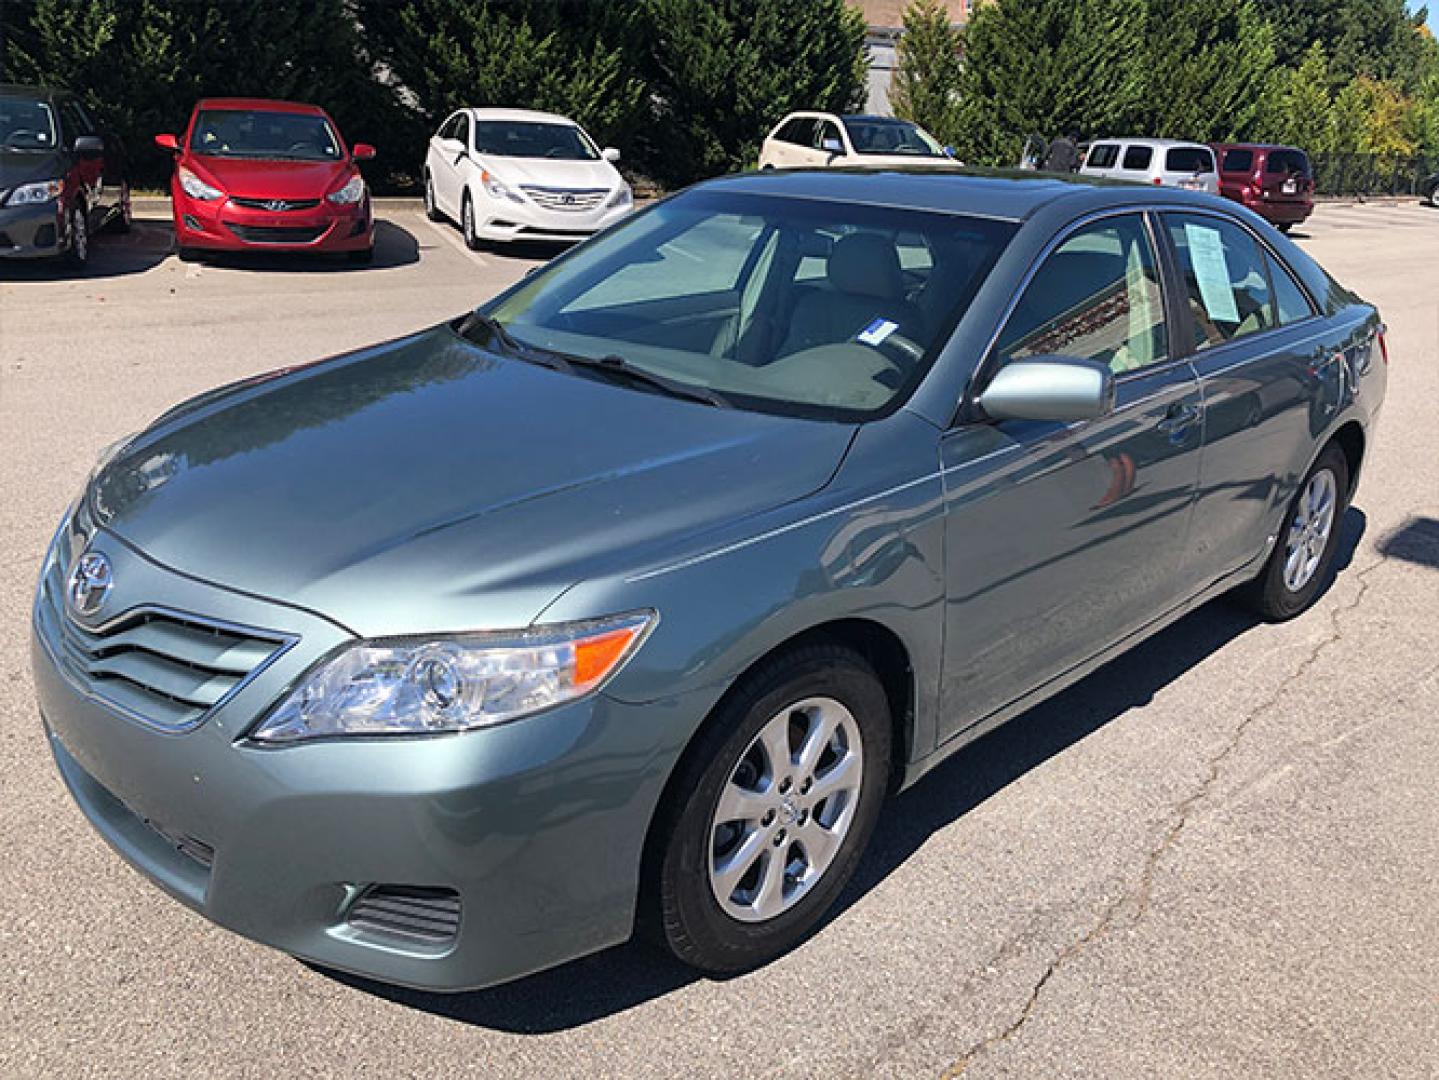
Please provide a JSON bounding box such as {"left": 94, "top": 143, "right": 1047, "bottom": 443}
{"left": 1184, "top": 223, "right": 1240, "bottom": 324}
{"left": 857, "top": 318, "right": 898, "bottom": 346}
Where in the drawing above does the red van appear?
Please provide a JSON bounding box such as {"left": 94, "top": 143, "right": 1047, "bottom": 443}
{"left": 1210, "top": 143, "right": 1314, "bottom": 232}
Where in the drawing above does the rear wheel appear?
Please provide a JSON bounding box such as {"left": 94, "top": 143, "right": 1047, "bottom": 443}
{"left": 647, "top": 644, "right": 891, "bottom": 975}
{"left": 1237, "top": 443, "right": 1349, "bottom": 621}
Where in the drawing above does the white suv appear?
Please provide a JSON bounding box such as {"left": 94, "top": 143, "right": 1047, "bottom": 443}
{"left": 758, "top": 112, "right": 959, "bottom": 170}
{"left": 423, "top": 107, "right": 633, "bottom": 247}
{"left": 1080, "top": 138, "right": 1218, "bottom": 193}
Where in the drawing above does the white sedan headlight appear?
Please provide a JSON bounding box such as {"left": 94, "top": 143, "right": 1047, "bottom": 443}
{"left": 178, "top": 166, "right": 223, "bottom": 201}
{"left": 606, "top": 183, "right": 633, "bottom": 209}
{"left": 326, "top": 174, "right": 366, "bottom": 205}
{"left": 6, "top": 178, "right": 64, "bottom": 206}
{"left": 481, "top": 169, "right": 525, "bottom": 204}
{"left": 250, "top": 611, "right": 655, "bottom": 743}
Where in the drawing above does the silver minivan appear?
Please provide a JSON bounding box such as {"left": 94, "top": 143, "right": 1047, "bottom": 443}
{"left": 1081, "top": 138, "right": 1218, "bottom": 193}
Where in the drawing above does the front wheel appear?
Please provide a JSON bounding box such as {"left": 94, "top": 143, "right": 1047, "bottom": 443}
{"left": 461, "top": 192, "right": 481, "bottom": 250}
{"left": 110, "top": 182, "right": 133, "bottom": 234}
{"left": 64, "top": 202, "right": 90, "bottom": 269}
{"left": 648, "top": 644, "right": 891, "bottom": 974}
{"left": 1237, "top": 443, "right": 1349, "bottom": 621}
{"left": 423, "top": 173, "right": 442, "bottom": 222}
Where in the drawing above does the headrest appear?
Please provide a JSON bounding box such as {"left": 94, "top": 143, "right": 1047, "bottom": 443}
{"left": 828, "top": 232, "right": 904, "bottom": 299}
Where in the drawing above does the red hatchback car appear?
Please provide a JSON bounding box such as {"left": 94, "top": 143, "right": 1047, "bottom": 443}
{"left": 1210, "top": 143, "right": 1314, "bottom": 232}
{"left": 156, "top": 98, "right": 375, "bottom": 262}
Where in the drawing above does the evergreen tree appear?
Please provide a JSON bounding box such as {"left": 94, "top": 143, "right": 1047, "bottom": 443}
{"left": 638, "top": 0, "right": 868, "bottom": 185}
{"left": 1142, "top": 0, "right": 1277, "bottom": 142}
{"left": 1262, "top": 42, "right": 1335, "bottom": 152}
{"left": 953, "top": 0, "right": 1148, "bottom": 165}
{"left": 889, "top": 0, "right": 963, "bottom": 144}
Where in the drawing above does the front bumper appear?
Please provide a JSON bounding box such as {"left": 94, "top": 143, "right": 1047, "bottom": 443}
{"left": 174, "top": 191, "right": 373, "bottom": 253}
{"left": 474, "top": 194, "right": 631, "bottom": 244}
{"left": 33, "top": 524, "right": 697, "bottom": 991}
{"left": 0, "top": 199, "right": 64, "bottom": 258}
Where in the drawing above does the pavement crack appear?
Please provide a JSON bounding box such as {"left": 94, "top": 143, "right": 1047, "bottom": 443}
{"left": 940, "top": 562, "right": 1382, "bottom": 1077}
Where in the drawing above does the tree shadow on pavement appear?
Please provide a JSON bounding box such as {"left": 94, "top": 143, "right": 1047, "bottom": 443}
{"left": 315, "top": 507, "right": 1367, "bottom": 1033}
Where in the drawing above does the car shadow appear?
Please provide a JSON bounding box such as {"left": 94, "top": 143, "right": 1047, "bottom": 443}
{"left": 1376, "top": 514, "right": 1439, "bottom": 569}
{"left": 479, "top": 238, "right": 575, "bottom": 263}
{"left": 178, "top": 216, "right": 420, "bottom": 273}
{"left": 313, "top": 507, "right": 1367, "bottom": 1033}
{"left": 0, "top": 217, "right": 172, "bottom": 281}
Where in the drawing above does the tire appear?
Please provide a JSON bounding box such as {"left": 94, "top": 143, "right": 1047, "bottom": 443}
{"left": 110, "top": 182, "right": 133, "bottom": 234}
{"left": 423, "top": 173, "right": 442, "bottom": 222}
{"left": 647, "top": 643, "right": 891, "bottom": 975}
{"left": 461, "top": 192, "right": 481, "bottom": 250}
{"left": 64, "top": 202, "right": 90, "bottom": 269}
{"left": 1276, "top": 222, "right": 1293, "bottom": 234}
{"left": 1236, "top": 443, "right": 1349, "bottom": 621}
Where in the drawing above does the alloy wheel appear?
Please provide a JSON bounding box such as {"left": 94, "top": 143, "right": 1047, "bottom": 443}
{"left": 70, "top": 206, "right": 89, "bottom": 264}
{"left": 707, "top": 696, "right": 863, "bottom": 923}
{"left": 1283, "top": 468, "right": 1337, "bottom": 592}
{"left": 463, "top": 198, "right": 475, "bottom": 246}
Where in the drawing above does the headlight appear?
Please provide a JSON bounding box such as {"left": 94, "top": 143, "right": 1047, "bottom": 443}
{"left": 178, "top": 166, "right": 223, "bottom": 201}
{"left": 481, "top": 169, "right": 525, "bottom": 204}
{"left": 326, "top": 174, "right": 365, "bottom": 205}
{"left": 606, "top": 183, "right": 633, "bottom": 209}
{"left": 6, "top": 178, "right": 64, "bottom": 206}
{"left": 250, "top": 611, "right": 656, "bottom": 743}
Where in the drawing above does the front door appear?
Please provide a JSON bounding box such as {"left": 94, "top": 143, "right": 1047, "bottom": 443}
{"left": 938, "top": 211, "right": 1204, "bottom": 741}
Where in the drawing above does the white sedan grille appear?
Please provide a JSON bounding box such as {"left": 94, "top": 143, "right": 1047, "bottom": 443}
{"left": 520, "top": 186, "right": 608, "bottom": 212}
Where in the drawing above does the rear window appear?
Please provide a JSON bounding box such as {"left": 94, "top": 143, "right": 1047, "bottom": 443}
{"left": 1265, "top": 149, "right": 1310, "bottom": 177}
{"left": 1221, "top": 149, "right": 1254, "bottom": 173}
{"left": 1087, "top": 143, "right": 1119, "bottom": 169}
{"left": 1166, "top": 147, "right": 1214, "bottom": 174}
{"left": 1122, "top": 145, "right": 1153, "bottom": 170}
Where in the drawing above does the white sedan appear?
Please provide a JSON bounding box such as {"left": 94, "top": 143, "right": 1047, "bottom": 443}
{"left": 423, "top": 107, "right": 633, "bottom": 247}
{"left": 758, "top": 112, "right": 961, "bottom": 170}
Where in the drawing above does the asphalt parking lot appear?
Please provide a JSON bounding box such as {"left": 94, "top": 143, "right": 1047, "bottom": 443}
{"left": 1, "top": 201, "right": 1436, "bottom": 1078}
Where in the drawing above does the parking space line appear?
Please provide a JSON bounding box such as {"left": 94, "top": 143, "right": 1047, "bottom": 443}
{"left": 419, "top": 211, "right": 490, "bottom": 268}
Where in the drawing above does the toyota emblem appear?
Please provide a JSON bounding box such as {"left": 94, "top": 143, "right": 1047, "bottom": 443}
{"left": 67, "top": 550, "right": 113, "bottom": 617}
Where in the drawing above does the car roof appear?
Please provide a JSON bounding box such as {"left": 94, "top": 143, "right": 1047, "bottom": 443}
{"left": 1089, "top": 137, "right": 1211, "bottom": 150}
{"left": 696, "top": 166, "right": 1223, "bottom": 223}
{"left": 465, "top": 107, "right": 580, "bottom": 125}
{"left": 1210, "top": 142, "right": 1304, "bottom": 152}
{"left": 194, "top": 98, "right": 327, "bottom": 115}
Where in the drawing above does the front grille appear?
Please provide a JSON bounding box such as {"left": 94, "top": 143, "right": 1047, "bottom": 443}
{"left": 225, "top": 223, "right": 326, "bottom": 244}
{"left": 36, "top": 555, "right": 289, "bottom": 732}
{"left": 229, "top": 197, "right": 321, "bottom": 212}
{"left": 347, "top": 886, "right": 461, "bottom": 945}
{"left": 519, "top": 185, "right": 607, "bottom": 212}
{"left": 516, "top": 226, "right": 594, "bottom": 239}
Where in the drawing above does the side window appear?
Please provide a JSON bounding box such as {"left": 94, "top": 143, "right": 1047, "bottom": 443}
{"left": 1087, "top": 144, "right": 1119, "bottom": 169}
{"left": 1221, "top": 148, "right": 1253, "bottom": 173}
{"left": 1121, "top": 145, "right": 1153, "bottom": 171}
{"left": 437, "top": 114, "right": 457, "bottom": 140}
{"left": 995, "top": 214, "right": 1168, "bottom": 375}
{"left": 1267, "top": 253, "right": 1316, "bottom": 326}
{"left": 785, "top": 118, "right": 816, "bottom": 147}
{"left": 1163, "top": 213, "right": 1277, "bottom": 349}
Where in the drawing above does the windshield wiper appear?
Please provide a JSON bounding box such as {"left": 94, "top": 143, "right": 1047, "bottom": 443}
{"left": 458, "top": 312, "right": 572, "bottom": 372}
{"left": 568, "top": 353, "right": 733, "bottom": 409}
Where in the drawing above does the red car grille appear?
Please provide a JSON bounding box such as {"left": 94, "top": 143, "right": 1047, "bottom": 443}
{"left": 226, "top": 223, "right": 327, "bottom": 244}
{"left": 229, "top": 197, "right": 321, "bottom": 212}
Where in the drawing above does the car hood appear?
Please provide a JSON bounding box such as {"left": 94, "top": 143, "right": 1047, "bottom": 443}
{"left": 480, "top": 156, "right": 621, "bottom": 190}
{"left": 188, "top": 154, "right": 354, "bottom": 200}
{"left": 837, "top": 155, "right": 961, "bottom": 169}
{"left": 0, "top": 149, "right": 65, "bottom": 193}
{"left": 91, "top": 326, "right": 855, "bottom": 637}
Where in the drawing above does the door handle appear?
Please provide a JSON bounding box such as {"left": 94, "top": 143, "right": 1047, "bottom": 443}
{"left": 1155, "top": 402, "right": 1201, "bottom": 437}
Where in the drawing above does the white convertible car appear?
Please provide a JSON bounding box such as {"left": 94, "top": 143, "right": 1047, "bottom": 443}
{"left": 423, "top": 107, "right": 633, "bottom": 247}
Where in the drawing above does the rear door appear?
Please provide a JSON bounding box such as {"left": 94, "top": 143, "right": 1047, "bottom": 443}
{"left": 1157, "top": 210, "right": 1330, "bottom": 587}
{"left": 1162, "top": 146, "right": 1217, "bottom": 193}
{"left": 1258, "top": 148, "right": 1313, "bottom": 209}
{"left": 938, "top": 211, "right": 1203, "bottom": 740}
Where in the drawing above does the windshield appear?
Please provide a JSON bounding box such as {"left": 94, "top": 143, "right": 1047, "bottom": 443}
{"left": 0, "top": 97, "right": 58, "bottom": 152}
{"left": 189, "top": 109, "right": 343, "bottom": 161}
{"left": 479, "top": 189, "right": 1015, "bottom": 419}
{"left": 474, "top": 121, "right": 598, "bottom": 160}
{"left": 842, "top": 117, "right": 944, "bottom": 157}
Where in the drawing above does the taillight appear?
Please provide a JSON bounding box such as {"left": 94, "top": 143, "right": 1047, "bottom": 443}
{"left": 1376, "top": 326, "right": 1389, "bottom": 365}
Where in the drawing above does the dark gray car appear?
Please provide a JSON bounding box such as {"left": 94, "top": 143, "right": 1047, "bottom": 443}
{"left": 32, "top": 169, "right": 1385, "bottom": 991}
{"left": 1, "top": 83, "right": 131, "bottom": 266}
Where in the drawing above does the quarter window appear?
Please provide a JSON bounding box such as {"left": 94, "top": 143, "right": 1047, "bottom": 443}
{"left": 1163, "top": 213, "right": 1276, "bottom": 349}
{"left": 781, "top": 118, "right": 816, "bottom": 146}
{"left": 1122, "top": 145, "right": 1153, "bottom": 171}
{"left": 1268, "top": 253, "right": 1316, "bottom": 325}
{"left": 995, "top": 214, "right": 1168, "bottom": 375}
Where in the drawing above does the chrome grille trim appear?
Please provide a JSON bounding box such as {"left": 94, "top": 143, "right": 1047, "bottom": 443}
{"left": 229, "top": 196, "right": 321, "bottom": 212}
{"left": 35, "top": 552, "right": 295, "bottom": 734}
{"left": 519, "top": 185, "right": 608, "bottom": 212}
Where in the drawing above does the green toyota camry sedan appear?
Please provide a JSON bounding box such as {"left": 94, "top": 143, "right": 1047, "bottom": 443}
{"left": 33, "top": 168, "right": 1385, "bottom": 991}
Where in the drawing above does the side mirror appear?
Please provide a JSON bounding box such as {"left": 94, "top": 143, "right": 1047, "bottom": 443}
{"left": 977, "top": 356, "right": 1115, "bottom": 422}
{"left": 601, "top": 146, "right": 621, "bottom": 163}
{"left": 74, "top": 134, "right": 105, "bottom": 156}
{"left": 154, "top": 133, "right": 179, "bottom": 153}
{"left": 352, "top": 143, "right": 376, "bottom": 161}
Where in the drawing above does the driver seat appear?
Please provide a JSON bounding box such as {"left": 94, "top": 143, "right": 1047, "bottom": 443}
{"left": 780, "top": 233, "right": 924, "bottom": 357}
